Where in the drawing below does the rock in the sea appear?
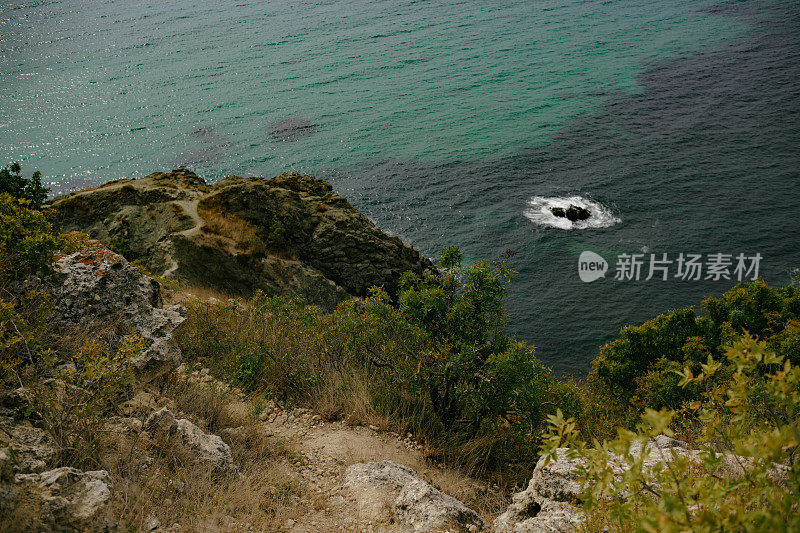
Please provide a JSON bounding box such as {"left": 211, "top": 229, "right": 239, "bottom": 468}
{"left": 50, "top": 169, "right": 433, "bottom": 308}
{"left": 10, "top": 467, "right": 115, "bottom": 531}
{"left": 343, "top": 460, "right": 484, "bottom": 532}
{"left": 144, "top": 407, "right": 235, "bottom": 476}
{"left": 40, "top": 241, "right": 185, "bottom": 383}
{"left": 550, "top": 205, "right": 591, "bottom": 223}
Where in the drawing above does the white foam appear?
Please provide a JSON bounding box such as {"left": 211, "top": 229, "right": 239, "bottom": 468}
{"left": 523, "top": 195, "right": 620, "bottom": 230}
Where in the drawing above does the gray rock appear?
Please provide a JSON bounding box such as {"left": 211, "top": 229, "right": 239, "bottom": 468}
{"left": 493, "top": 449, "right": 584, "bottom": 533}
{"left": 0, "top": 418, "right": 57, "bottom": 474}
{"left": 144, "top": 407, "right": 235, "bottom": 476}
{"left": 343, "top": 460, "right": 484, "bottom": 532}
{"left": 12, "top": 467, "right": 114, "bottom": 531}
{"left": 42, "top": 241, "right": 184, "bottom": 383}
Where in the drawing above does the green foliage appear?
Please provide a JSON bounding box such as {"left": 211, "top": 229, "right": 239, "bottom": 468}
{"left": 398, "top": 248, "right": 562, "bottom": 468}
{"left": 177, "top": 251, "right": 568, "bottom": 475}
{"left": 0, "top": 162, "right": 49, "bottom": 207}
{"left": 440, "top": 245, "right": 463, "bottom": 269}
{"left": 0, "top": 288, "right": 139, "bottom": 469}
{"left": 0, "top": 194, "right": 63, "bottom": 277}
{"left": 590, "top": 279, "right": 800, "bottom": 416}
{"left": 543, "top": 333, "right": 800, "bottom": 532}
{"left": 33, "top": 334, "right": 139, "bottom": 468}
{"left": 264, "top": 219, "right": 287, "bottom": 248}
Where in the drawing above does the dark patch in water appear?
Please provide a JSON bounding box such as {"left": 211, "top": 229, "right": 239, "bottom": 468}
{"left": 267, "top": 118, "right": 316, "bottom": 142}
{"left": 170, "top": 147, "right": 222, "bottom": 169}
{"left": 189, "top": 125, "right": 231, "bottom": 146}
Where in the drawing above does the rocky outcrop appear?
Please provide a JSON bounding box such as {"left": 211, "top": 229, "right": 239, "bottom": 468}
{"left": 343, "top": 460, "right": 484, "bottom": 532}
{"left": 493, "top": 450, "right": 584, "bottom": 533}
{"left": 493, "top": 435, "right": 780, "bottom": 532}
{"left": 41, "top": 241, "right": 185, "bottom": 383}
{"left": 50, "top": 169, "right": 434, "bottom": 308}
{"left": 144, "top": 407, "right": 235, "bottom": 476}
{"left": 550, "top": 205, "right": 591, "bottom": 222}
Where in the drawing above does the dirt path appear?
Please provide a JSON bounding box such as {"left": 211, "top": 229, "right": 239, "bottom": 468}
{"left": 247, "top": 406, "right": 500, "bottom": 532}
{"left": 174, "top": 199, "right": 203, "bottom": 238}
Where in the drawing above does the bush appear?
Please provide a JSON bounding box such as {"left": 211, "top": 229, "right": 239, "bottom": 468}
{"left": 177, "top": 249, "right": 571, "bottom": 476}
{"left": 590, "top": 278, "right": 800, "bottom": 417}
{"left": 543, "top": 333, "right": 800, "bottom": 531}
{"left": 0, "top": 194, "right": 63, "bottom": 278}
{"left": 0, "top": 162, "right": 49, "bottom": 207}
{"left": 399, "top": 249, "right": 554, "bottom": 441}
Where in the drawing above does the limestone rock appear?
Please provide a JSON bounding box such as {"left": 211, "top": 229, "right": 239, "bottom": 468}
{"left": 0, "top": 418, "right": 57, "bottom": 474}
{"left": 343, "top": 460, "right": 484, "bottom": 532}
{"left": 144, "top": 407, "right": 235, "bottom": 475}
{"left": 50, "top": 169, "right": 434, "bottom": 308}
{"left": 12, "top": 467, "right": 114, "bottom": 531}
{"left": 40, "top": 241, "right": 184, "bottom": 383}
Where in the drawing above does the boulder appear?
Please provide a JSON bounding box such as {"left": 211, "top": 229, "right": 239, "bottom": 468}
{"left": 39, "top": 241, "right": 185, "bottom": 383}
{"left": 50, "top": 169, "right": 434, "bottom": 308}
{"left": 144, "top": 407, "right": 235, "bottom": 476}
{"left": 11, "top": 467, "right": 114, "bottom": 531}
{"left": 343, "top": 460, "right": 484, "bottom": 532}
{"left": 550, "top": 205, "right": 591, "bottom": 222}
{"left": 0, "top": 418, "right": 57, "bottom": 474}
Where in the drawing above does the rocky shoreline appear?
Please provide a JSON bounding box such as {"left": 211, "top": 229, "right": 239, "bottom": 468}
{"left": 49, "top": 169, "right": 433, "bottom": 309}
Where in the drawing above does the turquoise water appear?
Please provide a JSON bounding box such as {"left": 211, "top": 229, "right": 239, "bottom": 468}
{"left": 2, "top": 0, "right": 746, "bottom": 184}
{"left": 2, "top": 0, "right": 799, "bottom": 373}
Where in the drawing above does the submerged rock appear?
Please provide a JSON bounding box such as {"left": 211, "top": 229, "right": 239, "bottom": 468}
{"left": 50, "top": 169, "right": 433, "bottom": 308}
{"left": 343, "top": 460, "right": 484, "bottom": 532}
{"left": 267, "top": 118, "right": 315, "bottom": 141}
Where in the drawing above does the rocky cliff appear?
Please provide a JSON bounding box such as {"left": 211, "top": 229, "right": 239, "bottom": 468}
{"left": 49, "top": 169, "right": 433, "bottom": 308}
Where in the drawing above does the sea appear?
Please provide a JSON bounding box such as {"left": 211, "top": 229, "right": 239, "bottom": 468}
{"left": 1, "top": 0, "right": 798, "bottom": 374}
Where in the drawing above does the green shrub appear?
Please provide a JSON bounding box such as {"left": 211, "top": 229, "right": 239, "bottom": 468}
{"left": 177, "top": 250, "right": 569, "bottom": 476}
{"left": 0, "top": 162, "right": 49, "bottom": 207}
{"left": 590, "top": 278, "right": 800, "bottom": 417}
{"left": 1, "top": 286, "right": 139, "bottom": 469}
{"left": 399, "top": 249, "right": 553, "bottom": 439}
{"left": 543, "top": 333, "right": 800, "bottom": 532}
{"left": 0, "top": 194, "right": 64, "bottom": 277}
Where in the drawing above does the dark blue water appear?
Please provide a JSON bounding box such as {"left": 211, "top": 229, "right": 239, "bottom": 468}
{"left": 323, "top": 1, "right": 800, "bottom": 373}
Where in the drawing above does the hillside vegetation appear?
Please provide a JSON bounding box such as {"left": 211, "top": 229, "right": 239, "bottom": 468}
{"left": 1, "top": 166, "right": 797, "bottom": 531}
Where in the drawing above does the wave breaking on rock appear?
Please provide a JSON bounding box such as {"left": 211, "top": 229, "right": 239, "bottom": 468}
{"left": 523, "top": 195, "right": 620, "bottom": 230}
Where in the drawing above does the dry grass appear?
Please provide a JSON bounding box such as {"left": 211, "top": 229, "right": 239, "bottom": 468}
{"left": 99, "top": 377, "right": 307, "bottom": 532}
{"left": 197, "top": 197, "right": 263, "bottom": 254}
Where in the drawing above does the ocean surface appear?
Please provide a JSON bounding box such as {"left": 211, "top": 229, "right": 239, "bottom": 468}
{"left": 2, "top": 0, "right": 798, "bottom": 373}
